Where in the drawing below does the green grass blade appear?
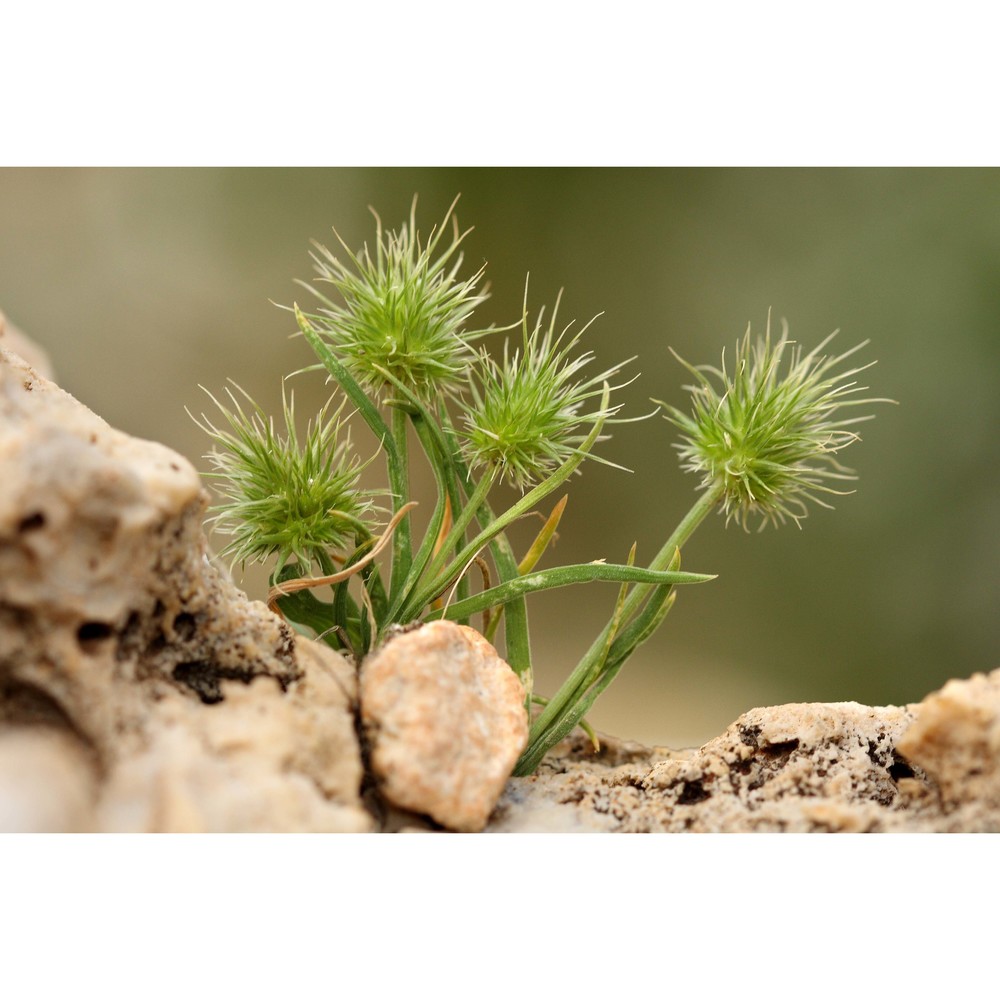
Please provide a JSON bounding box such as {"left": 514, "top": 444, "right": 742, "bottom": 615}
{"left": 514, "top": 545, "right": 637, "bottom": 775}
{"left": 384, "top": 415, "right": 451, "bottom": 624}
{"left": 518, "top": 495, "right": 568, "bottom": 575}
{"left": 405, "top": 383, "right": 614, "bottom": 620}
{"left": 440, "top": 417, "right": 534, "bottom": 684}
{"left": 429, "top": 562, "right": 712, "bottom": 622}
{"left": 295, "top": 306, "right": 396, "bottom": 460}
{"left": 486, "top": 494, "right": 568, "bottom": 643}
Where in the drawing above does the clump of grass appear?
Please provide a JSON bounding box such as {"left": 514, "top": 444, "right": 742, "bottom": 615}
{"left": 192, "top": 197, "right": 889, "bottom": 776}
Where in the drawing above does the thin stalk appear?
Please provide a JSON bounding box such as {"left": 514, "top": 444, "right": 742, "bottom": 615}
{"left": 400, "top": 471, "right": 493, "bottom": 618}
{"left": 485, "top": 495, "right": 568, "bottom": 645}
{"left": 364, "top": 362, "right": 477, "bottom": 624}
{"left": 442, "top": 419, "right": 534, "bottom": 683}
{"left": 429, "top": 404, "right": 472, "bottom": 620}
{"left": 383, "top": 415, "right": 451, "bottom": 625}
{"left": 515, "top": 555, "right": 637, "bottom": 776}
{"left": 522, "top": 483, "right": 723, "bottom": 757}
{"left": 295, "top": 308, "right": 398, "bottom": 464}
{"left": 297, "top": 309, "right": 414, "bottom": 612}
{"left": 426, "top": 562, "right": 712, "bottom": 623}
{"left": 389, "top": 406, "right": 413, "bottom": 601}
{"left": 614, "top": 483, "right": 724, "bottom": 626}
{"left": 404, "top": 384, "right": 612, "bottom": 621}
{"left": 514, "top": 588, "right": 681, "bottom": 775}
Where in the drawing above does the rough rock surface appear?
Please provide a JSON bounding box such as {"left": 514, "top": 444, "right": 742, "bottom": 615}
{"left": 0, "top": 340, "right": 370, "bottom": 832}
{"left": 361, "top": 621, "right": 529, "bottom": 832}
{"left": 896, "top": 670, "right": 1000, "bottom": 827}
{"left": 487, "top": 668, "right": 1000, "bottom": 832}
{"left": 0, "top": 311, "right": 53, "bottom": 380}
{"left": 3, "top": 322, "right": 998, "bottom": 834}
{"left": 0, "top": 726, "right": 99, "bottom": 832}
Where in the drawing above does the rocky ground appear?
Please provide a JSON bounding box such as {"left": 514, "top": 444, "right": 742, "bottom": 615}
{"left": 488, "top": 671, "right": 1000, "bottom": 831}
{"left": 2, "top": 316, "right": 997, "bottom": 833}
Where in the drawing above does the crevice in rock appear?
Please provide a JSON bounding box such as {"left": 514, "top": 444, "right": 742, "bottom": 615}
{"left": 0, "top": 678, "right": 100, "bottom": 773}
{"left": 1, "top": 678, "right": 76, "bottom": 729}
{"left": 354, "top": 659, "right": 394, "bottom": 829}
{"left": 171, "top": 612, "right": 197, "bottom": 641}
{"left": 171, "top": 660, "right": 258, "bottom": 705}
{"left": 17, "top": 511, "right": 46, "bottom": 533}
{"left": 887, "top": 751, "right": 917, "bottom": 782}
{"left": 77, "top": 620, "right": 114, "bottom": 655}
{"left": 866, "top": 735, "right": 892, "bottom": 768}
{"left": 758, "top": 738, "right": 800, "bottom": 761}
{"left": 115, "top": 610, "right": 143, "bottom": 660}
{"left": 677, "top": 778, "right": 711, "bottom": 805}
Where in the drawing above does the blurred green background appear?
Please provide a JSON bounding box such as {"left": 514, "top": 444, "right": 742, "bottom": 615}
{"left": 1, "top": 168, "right": 997, "bottom": 747}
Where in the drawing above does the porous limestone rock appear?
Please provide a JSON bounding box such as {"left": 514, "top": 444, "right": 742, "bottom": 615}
{"left": 361, "top": 621, "right": 529, "bottom": 832}
{"left": 0, "top": 726, "right": 98, "bottom": 832}
{"left": 896, "top": 670, "right": 1000, "bottom": 829}
{"left": 0, "top": 341, "right": 370, "bottom": 832}
{"left": 487, "top": 669, "right": 1000, "bottom": 833}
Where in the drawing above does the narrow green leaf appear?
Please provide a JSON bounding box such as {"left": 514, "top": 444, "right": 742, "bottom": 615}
{"left": 518, "top": 495, "right": 568, "bottom": 575}
{"left": 513, "top": 544, "right": 638, "bottom": 775}
{"left": 295, "top": 306, "right": 396, "bottom": 461}
{"left": 441, "top": 418, "right": 533, "bottom": 684}
{"left": 407, "top": 383, "right": 614, "bottom": 619}
{"left": 387, "top": 405, "right": 413, "bottom": 601}
{"left": 384, "top": 414, "right": 451, "bottom": 624}
{"left": 429, "top": 562, "right": 712, "bottom": 622}
{"left": 530, "top": 694, "right": 600, "bottom": 752}
{"left": 371, "top": 362, "right": 496, "bottom": 622}
{"left": 524, "top": 592, "right": 677, "bottom": 773}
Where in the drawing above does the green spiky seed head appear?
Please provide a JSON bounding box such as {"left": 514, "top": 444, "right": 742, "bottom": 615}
{"left": 190, "top": 381, "right": 377, "bottom": 571}
{"left": 297, "top": 197, "right": 492, "bottom": 403}
{"left": 660, "top": 315, "right": 891, "bottom": 530}
{"left": 460, "top": 291, "right": 634, "bottom": 490}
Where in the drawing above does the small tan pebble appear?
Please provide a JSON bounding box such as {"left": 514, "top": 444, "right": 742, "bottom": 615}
{"left": 360, "top": 620, "right": 529, "bottom": 832}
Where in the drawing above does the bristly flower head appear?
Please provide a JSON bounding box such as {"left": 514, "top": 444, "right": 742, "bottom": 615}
{"left": 190, "top": 381, "right": 377, "bottom": 571}
{"left": 660, "top": 314, "right": 891, "bottom": 530}
{"left": 460, "top": 286, "right": 637, "bottom": 490}
{"left": 297, "top": 196, "right": 493, "bottom": 403}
